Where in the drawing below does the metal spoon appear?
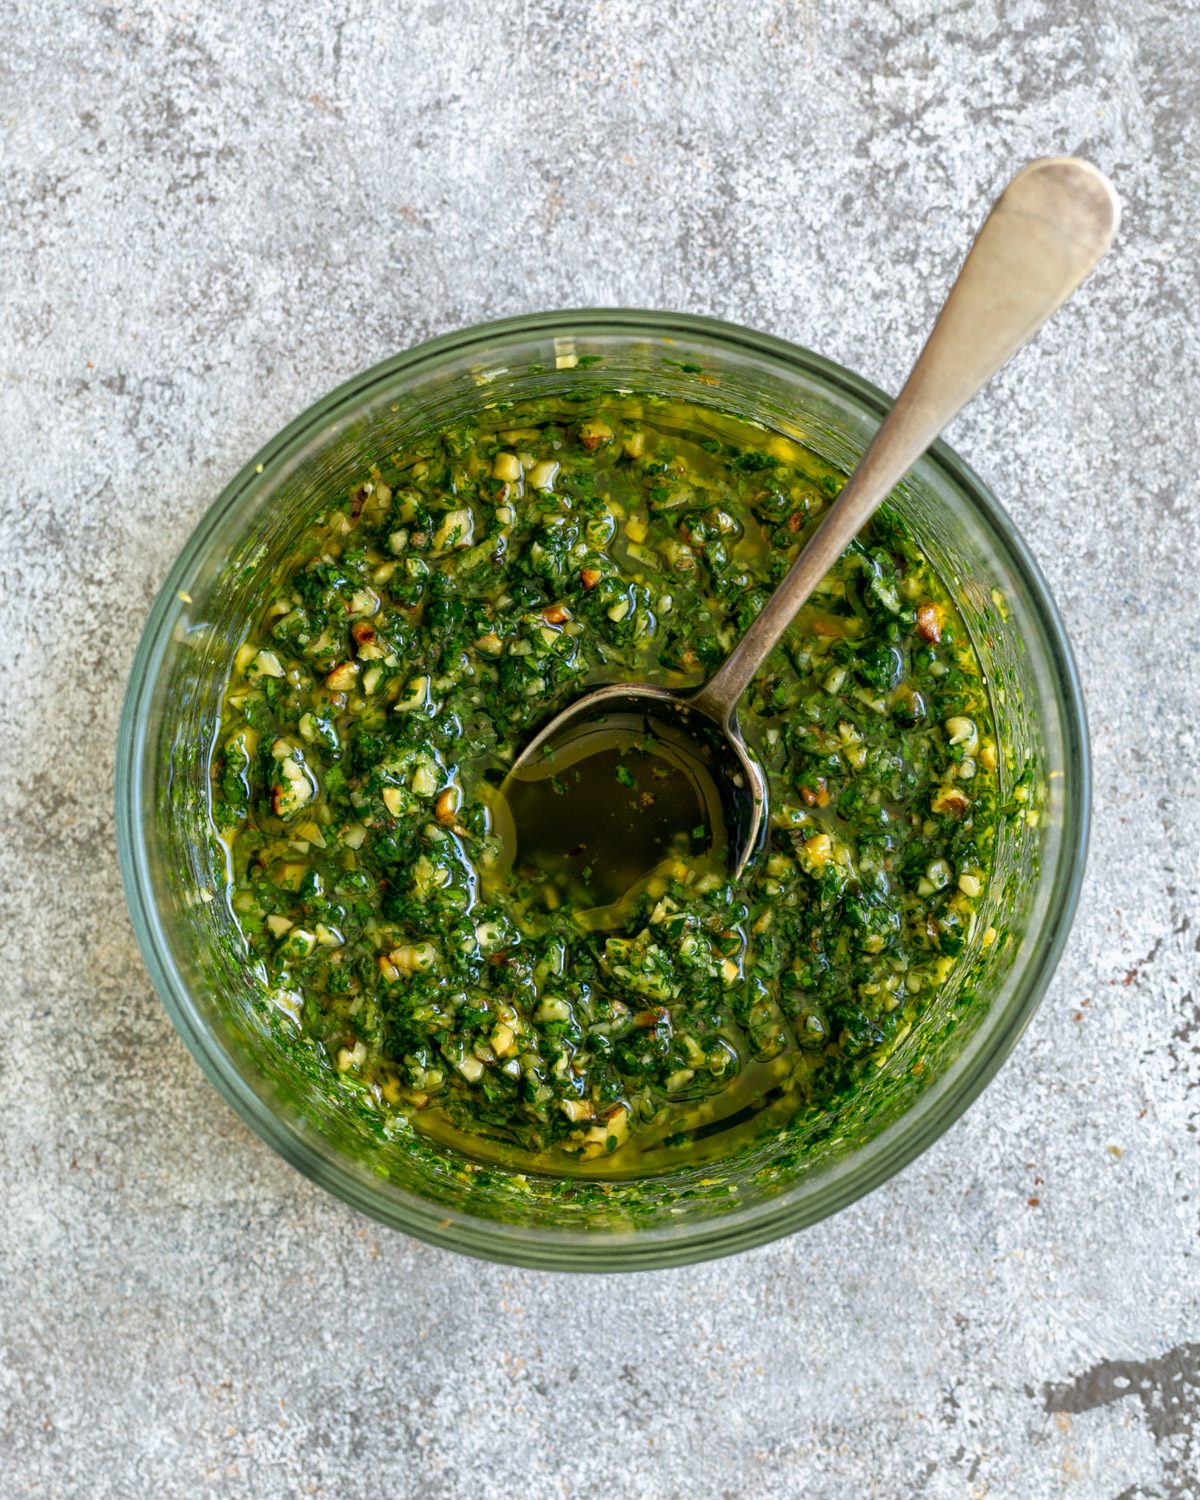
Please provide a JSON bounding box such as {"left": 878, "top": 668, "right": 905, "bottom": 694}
{"left": 500, "top": 157, "right": 1119, "bottom": 912}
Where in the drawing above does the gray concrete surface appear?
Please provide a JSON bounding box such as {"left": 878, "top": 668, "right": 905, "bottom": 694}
{"left": 2, "top": 1, "right": 1197, "bottom": 1495}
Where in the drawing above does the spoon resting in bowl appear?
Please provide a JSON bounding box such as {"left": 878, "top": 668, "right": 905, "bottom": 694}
{"left": 493, "top": 157, "right": 1119, "bottom": 928}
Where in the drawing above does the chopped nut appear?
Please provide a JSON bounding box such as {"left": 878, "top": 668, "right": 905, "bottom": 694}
{"left": 800, "top": 778, "right": 829, "bottom": 807}
{"left": 541, "top": 602, "right": 570, "bottom": 625}
{"left": 393, "top": 675, "right": 431, "bottom": 713}
{"left": 931, "top": 785, "right": 970, "bottom": 816}
{"left": 535, "top": 996, "right": 572, "bottom": 1023}
{"left": 271, "top": 756, "right": 314, "bottom": 818}
{"left": 490, "top": 1024, "right": 517, "bottom": 1058}
{"left": 475, "top": 632, "right": 504, "bottom": 656}
{"left": 434, "top": 787, "right": 460, "bottom": 825}
{"left": 527, "top": 459, "right": 558, "bottom": 490}
{"left": 579, "top": 568, "right": 601, "bottom": 591}
{"left": 410, "top": 763, "right": 439, "bottom": 797}
{"left": 336, "top": 1041, "right": 366, "bottom": 1072}
{"left": 346, "top": 587, "right": 380, "bottom": 618}
{"left": 388, "top": 940, "right": 437, "bottom": 973}
{"left": 560, "top": 1098, "right": 593, "bottom": 1123}
{"left": 926, "top": 858, "right": 952, "bottom": 890}
{"left": 578, "top": 418, "right": 613, "bottom": 452}
{"left": 916, "top": 602, "right": 943, "bottom": 642}
{"left": 250, "top": 648, "right": 286, "bottom": 679}
{"left": 492, "top": 451, "right": 522, "bottom": 483}
{"left": 381, "top": 786, "right": 408, "bottom": 817}
{"left": 431, "top": 507, "right": 475, "bottom": 553}
{"left": 682, "top": 1034, "right": 708, "bottom": 1067}
{"left": 353, "top": 618, "right": 387, "bottom": 660}
{"left": 578, "top": 1105, "right": 630, "bottom": 1157}
{"left": 325, "top": 661, "right": 359, "bottom": 692}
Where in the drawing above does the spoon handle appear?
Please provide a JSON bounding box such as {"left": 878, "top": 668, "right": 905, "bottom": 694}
{"left": 690, "top": 156, "right": 1120, "bottom": 726}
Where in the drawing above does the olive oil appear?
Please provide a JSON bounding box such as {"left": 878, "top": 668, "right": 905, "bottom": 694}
{"left": 491, "top": 713, "right": 730, "bottom": 925}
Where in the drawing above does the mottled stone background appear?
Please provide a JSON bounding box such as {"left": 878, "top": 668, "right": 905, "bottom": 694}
{"left": 2, "top": 1, "right": 1197, "bottom": 1496}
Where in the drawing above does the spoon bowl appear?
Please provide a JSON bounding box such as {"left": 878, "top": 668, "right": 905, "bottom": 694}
{"left": 494, "top": 683, "right": 767, "bottom": 929}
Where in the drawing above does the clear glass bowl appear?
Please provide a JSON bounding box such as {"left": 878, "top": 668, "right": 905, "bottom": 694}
{"left": 115, "top": 311, "right": 1089, "bottom": 1270}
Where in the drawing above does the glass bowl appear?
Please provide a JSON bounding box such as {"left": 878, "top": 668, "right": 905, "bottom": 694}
{"left": 115, "top": 311, "right": 1088, "bottom": 1270}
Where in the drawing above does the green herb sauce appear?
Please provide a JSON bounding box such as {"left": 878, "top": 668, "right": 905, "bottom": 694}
{"left": 212, "top": 396, "right": 1000, "bottom": 1176}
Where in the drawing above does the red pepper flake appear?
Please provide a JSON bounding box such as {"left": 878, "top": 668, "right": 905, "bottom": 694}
{"left": 1027, "top": 1197, "right": 1040, "bottom": 1207}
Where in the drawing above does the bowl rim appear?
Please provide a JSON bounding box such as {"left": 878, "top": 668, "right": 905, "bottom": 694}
{"left": 115, "top": 307, "right": 1090, "bottom": 1271}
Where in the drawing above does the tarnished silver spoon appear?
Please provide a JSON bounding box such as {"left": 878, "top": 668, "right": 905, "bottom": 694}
{"left": 498, "top": 158, "right": 1119, "bottom": 921}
